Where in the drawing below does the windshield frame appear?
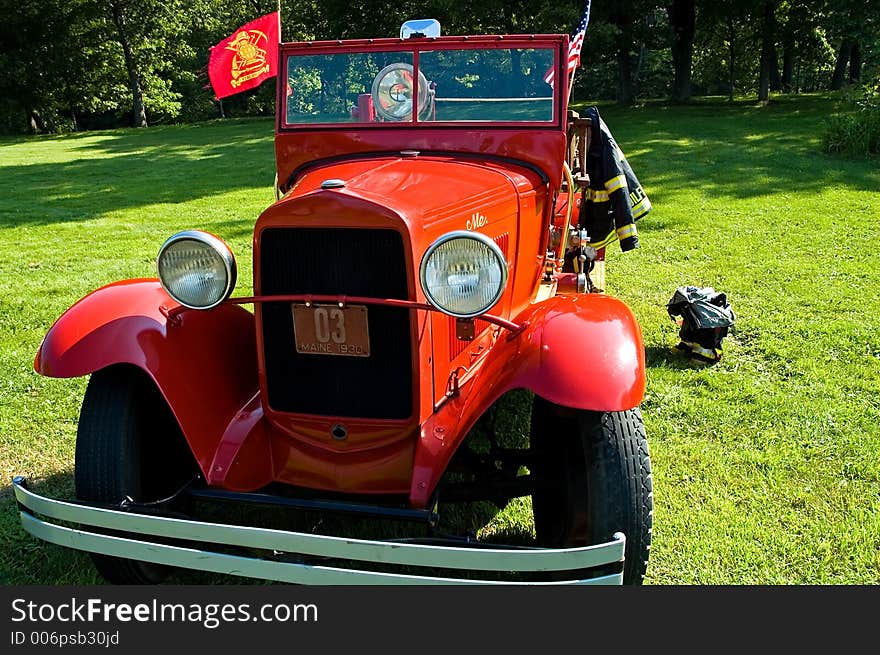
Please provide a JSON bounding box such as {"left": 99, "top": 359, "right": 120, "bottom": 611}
{"left": 278, "top": 35, "right": 565, "bottom": 131}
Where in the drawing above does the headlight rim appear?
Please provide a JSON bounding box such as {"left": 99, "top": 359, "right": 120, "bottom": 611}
{"left": 157, "top": 230, "right": 237, "bottom": 310}
{"left": 419, "top": 230, "right": 508, "bottom": 319}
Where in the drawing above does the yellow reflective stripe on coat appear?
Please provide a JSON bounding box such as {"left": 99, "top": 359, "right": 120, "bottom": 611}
{"left": 587, "top": 189, "right": 610, "bottom": 202}
{"left": 604, "top": 174, "right": 626, "bottom": 193}
{"left": 632, "top": 196, "right": 652, "bottom": 219}
{"left": 588, "top": 232, "right": 617, "bottom": 249}
{"left": 616, "top": 224, "right": 638, "bottom": 240}
{"left": 692, "top": 345, "right": 719, "bottom": 359}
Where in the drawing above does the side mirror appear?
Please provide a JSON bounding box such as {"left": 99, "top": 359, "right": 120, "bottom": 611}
{"left": 400, "top": 19, "right": 441, "bottom": 39}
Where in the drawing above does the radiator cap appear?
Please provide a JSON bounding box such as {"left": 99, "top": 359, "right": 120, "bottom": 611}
{"left": 321, "top": 179, "right": 346, "bottom": 189}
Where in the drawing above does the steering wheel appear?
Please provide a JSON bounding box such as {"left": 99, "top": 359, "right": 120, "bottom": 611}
{"left": 371, "top": 63, "right": 431, "bottom": 121}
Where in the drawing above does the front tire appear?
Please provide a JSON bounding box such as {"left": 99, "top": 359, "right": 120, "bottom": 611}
{"left": 530, "top": 400, "right": 653, "bottom": 584}
{"left": 75, "top": 366, "right": 196, "bottom": 584}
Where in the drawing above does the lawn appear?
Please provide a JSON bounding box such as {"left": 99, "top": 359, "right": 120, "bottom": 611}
{"left": 1, "top": 94, "right": 878, "bottom": 584}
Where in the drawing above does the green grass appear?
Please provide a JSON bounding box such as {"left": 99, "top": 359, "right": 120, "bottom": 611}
{"left": 594, "top": 94, "right": 880, "bottom": 583}
{"left": 0, "top": 118, "right": 276, "bottom": 584}
{"left": 1, "top": 94, "right": 878, "bottom": 584}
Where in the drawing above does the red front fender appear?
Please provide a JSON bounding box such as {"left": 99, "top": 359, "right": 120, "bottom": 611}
{"left": 411, "top": 293, "right": 645, "bottom": 507}
{"left": 35, "top": 279, "right": 261, "bottom": 480}
{"left": 508, "top": 293, "right": 646, "bottom": 410}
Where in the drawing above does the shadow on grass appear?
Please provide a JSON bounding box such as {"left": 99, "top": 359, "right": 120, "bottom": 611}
{"left": 645, "top": 344, "right": 716, "bottom": 370}
{"left": 4, "top": 95, "right": 877, "bottom": 232}
{"left": 0, "top": 119, "right": 276, "bottom": 229}
{"left": 576, "top": 94, "right": 880, "bottom": 204}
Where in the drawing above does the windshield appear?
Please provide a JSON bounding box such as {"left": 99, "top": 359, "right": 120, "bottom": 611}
{"left": 284, "top": 46, "right": 557, "bottom": 126}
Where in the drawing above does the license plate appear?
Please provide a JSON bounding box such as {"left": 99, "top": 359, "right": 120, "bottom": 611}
{"left": 292, "top": 304, "right": 370, "bottom": 357}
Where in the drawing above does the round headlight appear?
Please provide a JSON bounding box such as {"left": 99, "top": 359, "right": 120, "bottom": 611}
{"left": 419, "top": 231, "right": 508, "bottom": 318}
{"left": 157, "top": 231, "right": 236, "bottom": 310}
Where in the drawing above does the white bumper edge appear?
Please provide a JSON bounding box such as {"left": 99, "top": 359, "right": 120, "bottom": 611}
{"left": 13, "top": 477, "right": 624, "bottom": 585}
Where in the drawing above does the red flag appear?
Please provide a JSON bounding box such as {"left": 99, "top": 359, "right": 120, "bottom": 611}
{"left": 208, "top": 12, "right": 280, "bottom": 99}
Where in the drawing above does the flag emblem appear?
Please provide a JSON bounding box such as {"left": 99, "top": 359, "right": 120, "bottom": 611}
{"left": 227, "top": 29, "right": 270, "bottom": 88}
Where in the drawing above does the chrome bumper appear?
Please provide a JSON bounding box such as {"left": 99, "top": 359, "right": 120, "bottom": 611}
{"left": 13, "top": 478, "right": 624, "bottom": 585}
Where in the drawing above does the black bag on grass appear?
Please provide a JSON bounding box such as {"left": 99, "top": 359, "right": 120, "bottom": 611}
{"left": 666, "top": 286, "right": 735, "bottom": 362}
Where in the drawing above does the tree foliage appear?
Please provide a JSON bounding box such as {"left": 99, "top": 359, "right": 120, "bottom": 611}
{"left": 0, "top": 0, "right": 877, "bottom": 133}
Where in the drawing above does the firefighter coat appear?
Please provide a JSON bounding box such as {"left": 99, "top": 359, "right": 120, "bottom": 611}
{"left": 578, "top": 106, "right": 652, "bottom": 252}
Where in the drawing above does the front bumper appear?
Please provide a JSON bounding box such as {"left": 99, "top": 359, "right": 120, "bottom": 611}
{"left": 14, "top": 478, "right": 625, "bottom": 585}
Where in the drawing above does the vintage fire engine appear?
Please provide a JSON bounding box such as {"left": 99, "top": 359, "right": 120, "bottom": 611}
{"left": 15, "top": 21, "right": 652, "bottom": 584}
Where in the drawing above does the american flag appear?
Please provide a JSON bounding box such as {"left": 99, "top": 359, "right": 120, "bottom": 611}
{"left": 544, "top": 1, "right": 592, "bottom": 88}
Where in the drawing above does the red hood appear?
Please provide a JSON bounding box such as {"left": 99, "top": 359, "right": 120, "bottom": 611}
{"left": 278, "top": 154, "right": 544, "bottom": 231}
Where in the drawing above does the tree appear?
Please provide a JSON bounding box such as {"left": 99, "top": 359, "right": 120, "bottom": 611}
{"left": 101, "top": 0, "right": 205, "bottom": 127}
{"left": 757, "top": 0, "right": 778, "bottom": 102}
{"left": 108, "top": 1, "right": 146, "bottom": 126}
{"left": 1, "top": 0, "right": 877, "bottom": 133}
{"left": 609, "top": 0, "right": 637, "bottom": 105}
{"left": 778, "top": 2, "right": 797, "bottom": 93}
{"left": 831, "top": 38, "right": 853, "bottom": 90}
{"left": 826, "top": 0, "right": 880, "bottom": 89}
{"left": 0, "top": 0, "right": 115, "bottom": 132}
{"left": 692, "top": 0, "right": 756, "bottom": 101}
{"left": 848, "top": 42, "right": 861, "bottom": 83}
{"left": 667, "top": 0, "right": 695, "bottom": 102}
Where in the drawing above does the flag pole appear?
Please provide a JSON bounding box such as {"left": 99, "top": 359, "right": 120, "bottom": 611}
{"left": 566, "top": 1, "right": 592, "bottom": 106}
{"left": 276, "top": 1, "right": 282, "bottom": 42}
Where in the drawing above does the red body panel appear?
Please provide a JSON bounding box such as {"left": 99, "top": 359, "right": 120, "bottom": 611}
{"left": 411, "top": 293, "right": 645, "bottom": 507}
{"left": 34, "top": 280, "right": 267, "bottom": 487}
{"left": 276, "top": 130, "right": 566, "bottom": 195}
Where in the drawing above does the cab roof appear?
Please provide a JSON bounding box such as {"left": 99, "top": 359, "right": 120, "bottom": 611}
{"left": 281, "top": 34, "right": 567, "bottom": 50}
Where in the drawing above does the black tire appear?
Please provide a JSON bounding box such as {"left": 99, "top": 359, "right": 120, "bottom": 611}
{"left": 75, "top": 365, "right": 197, "bottom": 584}
{"left": 530, "top": 399, "right": 653, "bottom": 584}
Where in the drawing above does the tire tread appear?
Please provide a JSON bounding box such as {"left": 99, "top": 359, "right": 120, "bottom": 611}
{"left": 531, "top": 400, "right": 653, "bottom": 585}
{"left": 75, "top": 366, "right": 183, "bottom": 584}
